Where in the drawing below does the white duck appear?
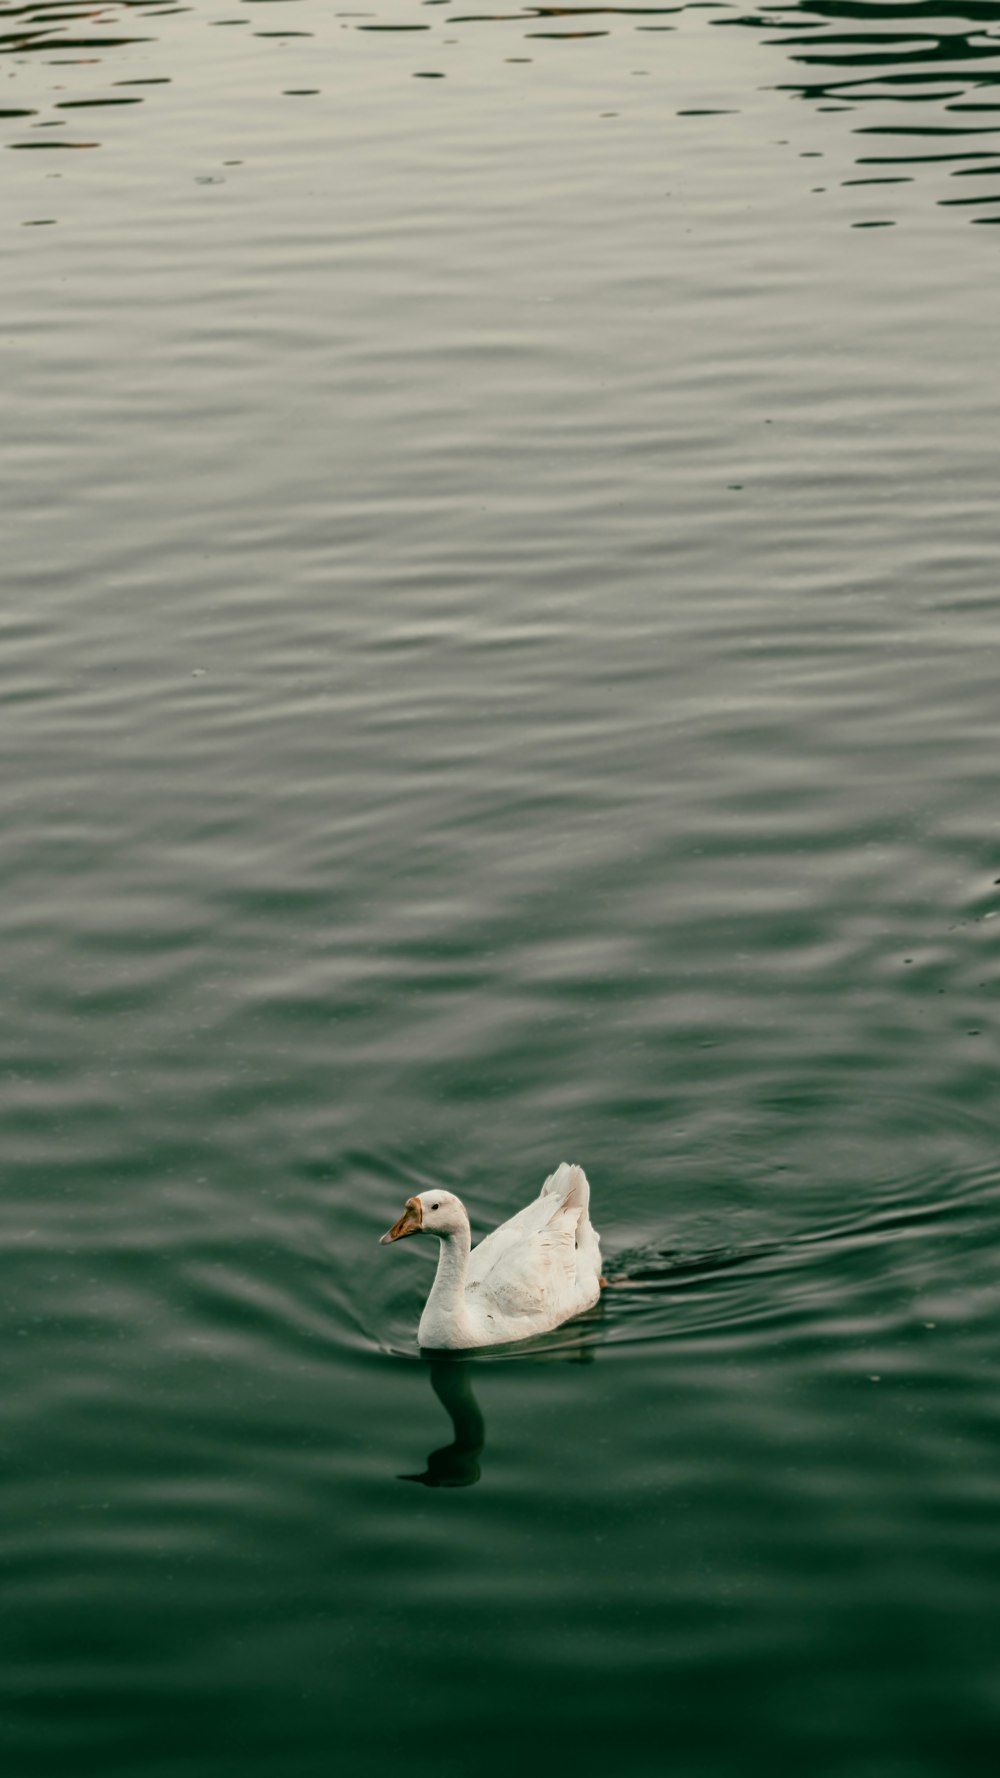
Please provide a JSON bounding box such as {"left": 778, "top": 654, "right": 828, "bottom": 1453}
{"left": 380, "top": 1162, "right": 604, "bottom": 1350}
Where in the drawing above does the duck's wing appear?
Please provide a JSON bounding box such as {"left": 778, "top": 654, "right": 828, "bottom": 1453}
{"left": 467, "top": 1164, "right": 593, "bottom": 1301}
{"left": 467, "top": 1163, "right": 589, "bottom": 1286}
{"left": 472, "top": 1204, "right": 582, "bottom": 1320}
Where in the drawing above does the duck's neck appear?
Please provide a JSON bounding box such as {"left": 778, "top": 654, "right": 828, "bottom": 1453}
{"left": 419, "top": 1223, "right": 473, "bottom": 1349}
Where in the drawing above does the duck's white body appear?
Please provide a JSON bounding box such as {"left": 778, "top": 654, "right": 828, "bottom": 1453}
{"left": 380, "top": 1163, "right": 603, "bottom": 1350}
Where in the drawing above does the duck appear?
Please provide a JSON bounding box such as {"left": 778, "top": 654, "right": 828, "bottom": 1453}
{"left": 380, "top": 1161, "right": 604, "bottom": 1350}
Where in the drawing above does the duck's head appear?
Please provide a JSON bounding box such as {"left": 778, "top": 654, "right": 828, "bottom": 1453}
{"left": 379, "top": 1189, "right": 467, "bottom": 1244}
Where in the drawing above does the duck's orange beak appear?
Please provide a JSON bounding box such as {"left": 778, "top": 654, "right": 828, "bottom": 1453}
{"left": 379, "top": 1195, "right": 423, "bottom": 1245}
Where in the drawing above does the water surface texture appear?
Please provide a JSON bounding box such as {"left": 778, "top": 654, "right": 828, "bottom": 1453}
{"left": 3, "top": 2, "right": 1000, "bottom": 1776}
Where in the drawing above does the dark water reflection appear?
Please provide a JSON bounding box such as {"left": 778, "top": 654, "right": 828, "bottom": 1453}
{"left": 0, "top": 0, "right": 161, "bottom": 60}
{"left": 4, "top": 0, "right": 1000, "bottom": 225}
{"left": 728, "top": 0, "right": 1000, "bottom": 221}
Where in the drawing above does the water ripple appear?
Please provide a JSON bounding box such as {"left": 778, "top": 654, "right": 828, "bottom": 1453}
{"left": 5, "top": 0, "right": 1000, "bottom": 228}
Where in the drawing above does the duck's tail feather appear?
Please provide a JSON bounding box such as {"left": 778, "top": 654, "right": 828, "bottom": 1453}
{"left": 541, "top": 1161, "right": 591, "bottom": 1215}
{"left": 541, "top": 1164, "right": 602, "bottom": 1293}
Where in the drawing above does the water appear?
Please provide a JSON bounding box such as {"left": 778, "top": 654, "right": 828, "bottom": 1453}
{"left": 3, "top": 1, "right": 1000, "bottom": 1774}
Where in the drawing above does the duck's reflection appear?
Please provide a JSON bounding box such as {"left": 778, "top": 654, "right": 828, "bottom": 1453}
{"left": 399, "top": 1359, "right": 485, "bottom": 1488}
{"left": 398, "top": 1319, "right": 601, "bottom": 1488}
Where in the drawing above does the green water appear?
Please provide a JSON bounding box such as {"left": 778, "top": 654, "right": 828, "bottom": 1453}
{"left": 3, "top": 1, "right": 1000, "bottom": 1774}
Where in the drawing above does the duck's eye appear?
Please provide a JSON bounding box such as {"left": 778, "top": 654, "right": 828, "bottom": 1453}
{"left": 430, "top": 1202, "right": 440, "bottom": 1210}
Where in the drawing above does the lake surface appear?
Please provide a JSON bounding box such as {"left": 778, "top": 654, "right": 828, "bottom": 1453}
{"left": 3, "top": 1, "right": 1000, "bottom": 1774}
